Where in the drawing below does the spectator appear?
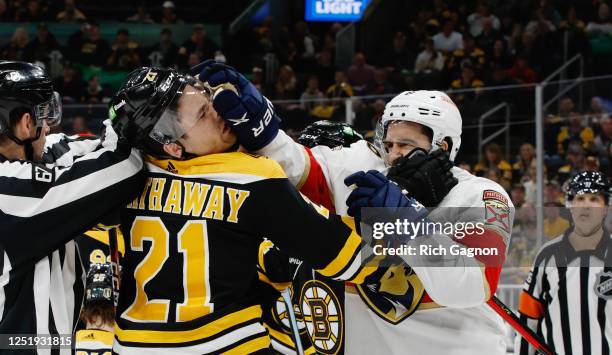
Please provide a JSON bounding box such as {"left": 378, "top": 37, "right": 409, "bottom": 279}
{"left": 326, "top": 70, "right": 353, "bottom": 99}
{"left": 293, "top": 21, "right": 316, "bottom": 61}
{"left": 414, "top": 38, "right": 445, "bottom": 74}
{"left": 274, "top": 64, "right": 298, "bottom": 100}
{"left": 250, "top": 67, "right": 267, "bottom": 96}
{"left": 558, "top": 6, "right": 590, "bottom": 59}
{"left": 382, "top": 31, "right": 417, "bottom": 74}
{"left": 1, "top": 27, "right": 29, "bottom": 61}
{"left": 15, "top": 0, "right": 46, "bottom": 22}
{"left": 432, "top": 19, "right": 463, "bottom": 53}
{"left": 107, "top": 29, "right": 140, "bottom": 70}
{"left": 70, "top": 115, "right": 92, "bottom": 135}
{"left": 447, "top": 34, "right": 486, "bottom": 77}
{"left": 487, "top": 39, "right": 513, "bottom": 70}
{"left": 544, "top": 180, "right": 564, "bottom": 205}
{"left": 586, "top": 2, "right": 612, "bottom": 37}
{"left": 556, "top": 143, "right": 586, "bottom": 183}
{"left": 82, "top": 75, "right": 105, "bottom": 103}
{"left": 511, "top": 183, "right": 527, "bottom": 208}
{"left": 512, "top": 143, "right": 535, "bottom": 183}
{"left": 371, "top": 68, "right": 395, "bottom": 95}
{"left": 56, "top": 0, "right": 86, "bottom": 22}
{"left": 300, "top": 75, "right": 324, "bottom": 113}
{"left": 178, "top": 24, "right": 218, "bottom": 68}
{"left": 146, "top": 28, "right": 178, "bottom": 67}
{"left": 545, "top": 97, "right": 576, "bottom": 157}
{"left": 521, "top": 159, "right": 538, "bottom": 205}
{"left": 507, "top": 56, "right": 536, "bottom": 84}
{"left": 75, "top": 20, "right": 111, "bottom": 67}
{"left": 346, "top": 52, "right": 376, "bottom": 95}
{"left": 160, "top": 1, "right": 183, "bottom": 25}
{"left": 556, "top": 112, "right": 595, "bottom": 155}
{"left": 592, "top": 115, "right": 611, "bottom": 175}
{"left": 52, "top": 63, "right": 85, "bottom": 103}
{"left": 525, "top": 7, "right": 556, "bottom": 35}
{"left": 449, "top": 65, "right": 484, "bottom": 105}
{"left": 484, "top": 167, "right": 510, "bottom": 191}
{"left": 475, "top": 18, "right": 500, "bottom": 54}
{"left": 127, "top": 4, "right": 154, "bottom": 23}
{"left": 474, "top": 142, "right": 512, "bottom": 186}
{"left": 585, "top": 96, "right": 610, "bottom": 126}
{"left": 467, "top": 2, "right": 500, "bottom": 37}
{"left": 543, "top": 201, "right": 569, "bottom": 240}
{"left": 23, "top": 23, "right": 59, "bottom": 66}
{"left": 312, "top": 51, "right": 335, "bottom": 91}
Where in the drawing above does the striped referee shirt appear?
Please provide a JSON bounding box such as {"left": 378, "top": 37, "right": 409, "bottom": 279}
{"left": 0, "top": 121, "right": 145, "bottom": 354}
{"left": 515, "top": 228, "right": 612, "bottom": 355}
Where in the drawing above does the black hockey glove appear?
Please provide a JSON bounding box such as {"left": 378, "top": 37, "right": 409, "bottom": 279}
{"left": 387, "top": 148, "right": 458, "bottom": 208}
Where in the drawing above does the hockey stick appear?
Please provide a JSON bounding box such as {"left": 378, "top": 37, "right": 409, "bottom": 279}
{"left": 487, "top": 296, "right": 555, "bottom": 355}
{"left": 280, "top": 288, "right": 305, "bottom": 355}
{"left": 108, "top": 228, "right": 121, "bottom": 308}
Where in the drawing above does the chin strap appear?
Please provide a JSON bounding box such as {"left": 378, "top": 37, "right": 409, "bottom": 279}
{"left": 6, "top": 127, "right": 42, "bottom": 161}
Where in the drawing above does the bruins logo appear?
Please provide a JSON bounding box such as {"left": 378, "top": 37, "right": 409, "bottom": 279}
{"left": 356, "top": 265, "right": 425, "bottom": 324}
{"left": 272, "top": 288, "right": 306, "bottom": 334}
{"left": 300, "top": 280, "right": 342, "bottom": 355}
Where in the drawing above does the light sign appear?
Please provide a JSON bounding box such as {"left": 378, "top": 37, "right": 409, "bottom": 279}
{"left": 305, "top": 0, "right": 371, "bottom": 22}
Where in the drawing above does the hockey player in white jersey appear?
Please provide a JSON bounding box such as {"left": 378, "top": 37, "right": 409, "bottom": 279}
{"left": 193, "top": 61, "right": 514, "bottom": 354}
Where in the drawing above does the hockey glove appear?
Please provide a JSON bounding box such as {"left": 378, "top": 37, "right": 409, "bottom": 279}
{"left": 344, "top": 170, "right": 428, "bottom": 223}
{"left": 387, "top": 148, "right": 458, "bottom": 208}
{"left": 190, "top": 60, "right": 280, "bottom": 151}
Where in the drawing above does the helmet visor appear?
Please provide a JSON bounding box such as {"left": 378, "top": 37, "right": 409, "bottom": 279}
{"left": 149, "top": 82, "right": 213, "bottom": 145}
{"left": 33, "top": 91, "right": 62, "bottom": 127}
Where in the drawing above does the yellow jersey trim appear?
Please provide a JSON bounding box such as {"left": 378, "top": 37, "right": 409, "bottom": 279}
{"left": 146, "top": 152, "right": 286, "bottom": 179}
{"left": 220, "top": 334, "right": 270, "bottom": 355}
{"left": 318, "top": 216, "right": 361, "bottom": 278}
{"left": 76, "top": 329, "right": 114, "bottom": 346}
{"left": 114, "top": 305, "right": 262, "bottom": 343}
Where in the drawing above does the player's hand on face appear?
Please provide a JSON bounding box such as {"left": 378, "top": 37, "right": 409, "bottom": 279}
{"left": 387, "top": 148, "right": 458, "bottom": 208}
{"left": 344, "top": 170, "right": 428, "bottom": 223}
{"left": 190, "top": 60, "right": 280, "bottom": 151}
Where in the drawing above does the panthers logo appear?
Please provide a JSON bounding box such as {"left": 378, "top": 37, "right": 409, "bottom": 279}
{"left": 356, "top": 265, "right": 425, "bottom": 324}
{"left": 300, "top": 280, "right": 343, "bottom": 355}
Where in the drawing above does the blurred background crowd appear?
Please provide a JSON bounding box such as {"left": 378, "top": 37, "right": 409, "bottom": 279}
{"left": 0, "top": 0, "right": 610, "bottom": 282}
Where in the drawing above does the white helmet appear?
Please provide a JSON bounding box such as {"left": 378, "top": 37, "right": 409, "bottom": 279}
{"left": 380, "top": 90, "right": 462, "bottom": 161}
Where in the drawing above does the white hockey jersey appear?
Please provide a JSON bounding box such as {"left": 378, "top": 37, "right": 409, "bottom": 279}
{"left": 258, "top": 130, "right": 515, "bottom": 355}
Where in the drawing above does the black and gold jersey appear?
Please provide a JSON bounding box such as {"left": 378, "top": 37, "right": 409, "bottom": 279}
{"left": 114, "top": 152, "right": 372, "bottom": 354}
{"left": 75, "top": 328, "right": 113, "bottom": 355}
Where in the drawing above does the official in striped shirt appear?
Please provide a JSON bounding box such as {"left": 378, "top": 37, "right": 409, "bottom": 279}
{"left": 0, "top": 61, "right": 145, "bottom": 355}
{"left": 516, "top": 171, "right": 611, "bottom": 355}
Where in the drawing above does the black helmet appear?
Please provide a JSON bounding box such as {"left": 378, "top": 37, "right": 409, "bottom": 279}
{"left": 84, "top": 262, "right": 113, "bottom": 306}
{"left": 297, "top": 120, "right": 363, "bottom": 149}
{"left": 566, "top": 171, "right": 610, "bottom": 204}
{"left": 0, "top": 61, "right": 61, "bottom": 136}
{"left": 109, "top": 67, "right": 209, "bottom": 152}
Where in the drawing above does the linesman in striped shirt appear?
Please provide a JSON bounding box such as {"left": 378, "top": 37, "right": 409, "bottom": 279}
{"left": 0, "top": 61, "right": 145, "bottom": 354}
{"left": 516, "top": 171, "right": 611, "bottom": 355}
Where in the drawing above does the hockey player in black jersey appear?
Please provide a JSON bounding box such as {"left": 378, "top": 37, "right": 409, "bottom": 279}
{"left": 108, "top": 67, "right": 423, "bottom": 354}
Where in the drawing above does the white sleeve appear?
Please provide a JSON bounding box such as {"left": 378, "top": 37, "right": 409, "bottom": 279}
{"left": 255, "top": 130, "right": 310, "bottom": 187}
{"left": 405, "top": 174, "right": 514, "bottom": 308}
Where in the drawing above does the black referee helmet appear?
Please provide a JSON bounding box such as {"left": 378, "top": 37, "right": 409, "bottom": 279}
{"left": 566, "top": 171, "right": 610, "bottom": 205}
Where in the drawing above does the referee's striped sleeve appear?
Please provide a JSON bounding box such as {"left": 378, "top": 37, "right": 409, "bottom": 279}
{"left": 0, "top": 120, "right": 146, "bottom": 270}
